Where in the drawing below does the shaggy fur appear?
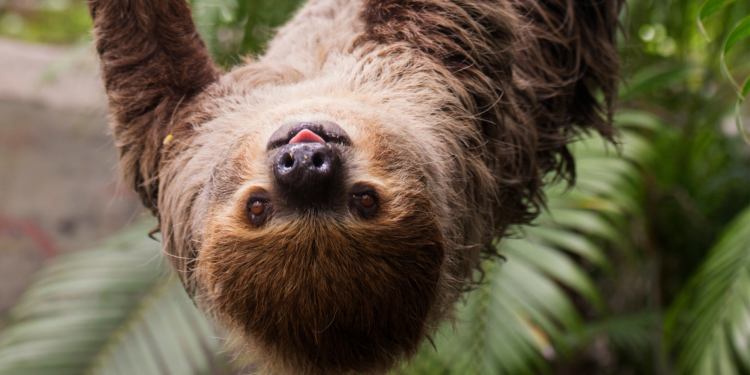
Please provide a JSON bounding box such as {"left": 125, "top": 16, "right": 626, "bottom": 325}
{"left": 90, "top": 0, "right": 621, "bottom": 374}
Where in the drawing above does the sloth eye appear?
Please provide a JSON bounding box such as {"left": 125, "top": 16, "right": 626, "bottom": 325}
{"left": 246, "top": 192, "right": 273, "bottom": 226}
{"left": 358, "top": 194, "right": 376, "bottom": 208}
{"left": 250, "top": 201, "right": 265, "bottom": 215}
{"left": 350, "top": 190, "right": 379, "bottom": 218}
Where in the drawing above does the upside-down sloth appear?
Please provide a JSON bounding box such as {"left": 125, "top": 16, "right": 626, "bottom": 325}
{"left": 89, "top": 0, "right": 620, "bottom": 373}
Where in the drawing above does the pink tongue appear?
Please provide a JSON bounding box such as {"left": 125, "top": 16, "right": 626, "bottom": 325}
{"left": 289, "top": 129, "right": 325, "bottom": 144}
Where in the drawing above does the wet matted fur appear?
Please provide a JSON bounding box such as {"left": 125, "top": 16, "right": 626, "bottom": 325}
{"left": 89, "top": 0, "right": 621, "bottom": 374}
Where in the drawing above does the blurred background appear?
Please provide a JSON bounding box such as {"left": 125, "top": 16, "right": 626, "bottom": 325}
{"left": 0, "top": 0, "right": 143, "bottom": 331}
{"left": 0, "top": 0, "right": 748, "bottom": 374}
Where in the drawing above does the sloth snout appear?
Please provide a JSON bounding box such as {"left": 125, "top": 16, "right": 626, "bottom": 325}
{"left": 273, "top": 142, "right": 343, "bottom": 206}
{"left": 268, "top": 122, "right": 349, "bottom": 209}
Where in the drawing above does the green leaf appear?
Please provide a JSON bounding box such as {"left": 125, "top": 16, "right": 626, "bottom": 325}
{"left": 735, "top": 97, "right": 750, "bottom": 145}
{"left": 720, "top": 15, "right": 750, "bottom": 98}
{"left": 665, "top": 205, "right": 750, "bottom": 375}
{"left": 503, "top": 239, "right": 602, "bottom": 308}
{"left": 568, "top": 313, "right": 658, "bottom": 356}
{"left": 620, "top": 64, "right": 695, "bottom": 101}
{"left": 697, "top": 0, "right": 739, "bottom": 41}
{"left": 523, "top": 227, "right": 610, "bottom": 268}
{"left": 614, "top": 110, "right": 665, "bottom": 131}
{"left": 719, "top": 15, "right": 750, "bottom": 145}
{"left": 0, "top": 221, "right": 234, "bottom": 375}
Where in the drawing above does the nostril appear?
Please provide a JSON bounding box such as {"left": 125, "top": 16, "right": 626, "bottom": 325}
{"left": 312, "top": 152, "right": 325, "bottom": 168}
{"left": 281, "top": 152, "right": 295, "bottom": 169}
{"left": 272, "top": 143, "right": 343, "bottom": 208}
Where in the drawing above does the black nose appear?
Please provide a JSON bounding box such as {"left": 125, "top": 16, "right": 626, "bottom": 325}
{"left": 273, "top": 142, "right": 343, "bottom": 206}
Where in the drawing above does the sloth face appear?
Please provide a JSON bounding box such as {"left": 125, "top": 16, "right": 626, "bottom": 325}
{"left": 190, "top": 100, "right": 447, "bottom": 373}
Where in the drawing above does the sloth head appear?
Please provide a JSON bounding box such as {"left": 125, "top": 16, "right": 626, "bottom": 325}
{"left": 189, "top": 106, "right": 451, "bottom": 374}
{"left": 89, "top": 0, "right": 621, "bottom": 373}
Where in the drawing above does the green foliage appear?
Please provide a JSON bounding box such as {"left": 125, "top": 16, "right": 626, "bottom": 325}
{"left": 0, "top": 1, "right": 91, "bottom": 44}
{"left": 697, "top": 0, "right": 739, "bottom": 41}
{"left": 0, "top": 222, "right": 235, "bottom": 375}
{"left": 624, "top": 0, "right": 750, "bottom": 307}
{"left": 721, "top": 16, "right": 750, "bottom": 142}
{"left": 189, "top": 0, "right": 304, "bottom": 66}
{"left": 665, "top": 206, "right": 750, "bottom": 375}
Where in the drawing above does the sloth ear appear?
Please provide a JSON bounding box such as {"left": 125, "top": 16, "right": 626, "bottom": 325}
{"left": 90, "top": 0, "right": 220, "bottom": 212}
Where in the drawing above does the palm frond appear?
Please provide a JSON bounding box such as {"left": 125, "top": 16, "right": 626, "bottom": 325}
{"left": 399, "top": 110, "right": 659, "bottom": 374}
{"left": 0, "top": 221, "right": 234, "bottom": 375}
{"left": 665, "top": 205, "right": 750, "bottom": 375}
{"left": 568, "top": 313, "right": 659, "bottom": 359}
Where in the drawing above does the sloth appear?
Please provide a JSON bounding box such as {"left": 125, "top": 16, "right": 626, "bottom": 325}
{"left": 89, "top": 0, "right": 620, "bottom": 374}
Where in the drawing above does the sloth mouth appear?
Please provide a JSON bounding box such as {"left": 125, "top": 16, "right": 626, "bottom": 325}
{"left": 289, "top": 129, "right": 325, "bottom": 144}
{"left": 266, "top": 121, "right": 351, "bottom": 151}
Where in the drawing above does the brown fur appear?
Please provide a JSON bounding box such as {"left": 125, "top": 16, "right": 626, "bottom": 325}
{"left": 90, "top": 0, "right": 621, "bottom": 374}
{"left": 89, "top": 0, "right": 220, "bottom": 211}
